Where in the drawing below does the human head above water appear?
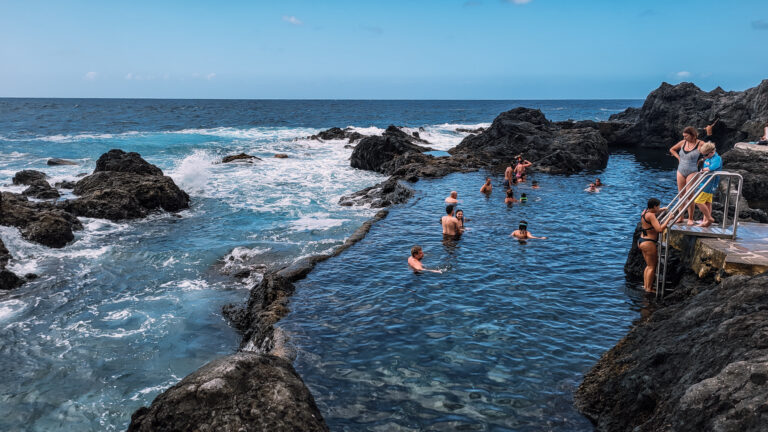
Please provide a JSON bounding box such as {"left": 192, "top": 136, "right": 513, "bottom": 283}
{"left": 411, "top": 245, "right": 423, "bottom": 257}
{"left": 506, "top": 189, "right": 514, "bottom": 198}
{"left": 446, "top": 204, "right": 455, "bottom": 215}
{"left": 450, "top": 191, "right": 458, "bottom": 199}
{"left": 518, "top": 220, "right": 528, "bottom": 231}
{"left": 647, "top": 197, "right": 661, "bottom": 209}
{"left": 455, "top": 209, "right": 464, "bottom": 219}
{"left": 682, "top": 126, "right": 698, "bottom": 142}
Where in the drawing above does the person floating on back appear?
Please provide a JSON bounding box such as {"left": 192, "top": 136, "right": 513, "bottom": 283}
{"left": 510, "top": 220, "right": 547, "bottom": 240}
{"left": 445, "top": 191, "right": 458, "bottom": 204}
{"left": 694, "top": 141, "right": 722, "bottom": 227}
{"left": 637, "top": 198, "right": 670, "bottom": 293}
{"left": 504, "top": 188, "right": 518, "bottom": 205}
{"left": 408, "top": 245, "right": 442, "bottom": 273}
{"left": 441, "top": 204, "right": 461, "bottom": 237}
{"left": 480, "top": 177, "right": 492, "bottom": 194}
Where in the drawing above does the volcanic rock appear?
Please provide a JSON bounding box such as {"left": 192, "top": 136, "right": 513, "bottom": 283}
{"left": 575, "top": 273, "right": 768, "bottom": 432}
{"left": 222, "top": 153, "right": 262, "bottom": 163}
{"left": 0, "top": 237, "right": 10, "bottom": 268}
{"left": 606, "top": 80, "right": 768, "bottom": 151}
{"left": 310, "top": 127, "right": 367, "bottom": 143}
{"left": 456, "top": 127, "right": 485, "bottom": 134}
{"left": 0, "top": 192, "right": 82, "bottom": 248}
{"left": 22, "top": 180, "right": 60, "bottom": 199}
{"left": 338, "top": 177, "right": 414, "bottom": 208}
{"left": 54, "top": 180, "right": 76, "bottom": 189}
{"left": 12, "top": 170, "right": 47, "bottom": 186}
{"left": 0, "top": 269, "right": 24, "bottom": 290}
{"left": 47, "top": 158, "right": 78, "bottom": 166}
{"left": 721, "top": 147, "right": 768, "bottom": 211}
{"left": 450, "top": 108, "right": 609, "bottom": 174}
{"left": 127, "top": 352, "right": 328, "bottom": 432}
{"left": 94, "top": 149, "right": 163, "bottom": 175}
{"left": 274, "top": 153, "right": 289, "bottom": 159}
{"left": 382, "top": 125, "right": 430, "bottom": 144}
{"left": 350, "top": 133, "right": 431, "bottom": 174}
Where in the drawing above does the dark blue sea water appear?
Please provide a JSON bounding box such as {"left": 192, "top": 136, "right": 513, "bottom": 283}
{"left": 0, "top": 99, "right": 663, "bottom": 431}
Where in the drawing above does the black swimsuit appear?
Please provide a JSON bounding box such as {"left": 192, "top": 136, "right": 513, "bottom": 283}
{"left": 638, "top": 210, "right": 658, "bottom": 246}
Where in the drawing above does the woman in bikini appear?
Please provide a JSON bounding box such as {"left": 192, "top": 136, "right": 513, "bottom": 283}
{"left": 669, "top": 126, "right": 703, "bottom": 225}
{"left": 638, "top": 198, "right": 669, "bottom": 293}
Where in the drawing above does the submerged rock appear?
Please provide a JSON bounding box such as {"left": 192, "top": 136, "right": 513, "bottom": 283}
{"left": 47, "top": 158, "right": 78, "bottom": 166}
{"left": 222, "top": 153, "right": 262, "bottom": 163}
{"left": 575, "top": 273, "right": 768, "bottom": 432}
{"left": 450, "top": 108, "right": 609, "bottom": 174}
{"left": 0, "top": 269, "right": 24, "bottom": 290}
{"left": 127, "top": 353, "right": 328, "bottom": 432}
{"left": 274, "top": 153, "right": 289, "bottom": 159}
{"left": 456, "top": 127, "right": 485, "bottom": 134}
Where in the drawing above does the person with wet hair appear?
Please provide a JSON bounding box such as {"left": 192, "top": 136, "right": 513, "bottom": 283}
{"left": 445, "top": 191, "right": 458, "bottom": 204}
{"left": 594, "top": 178, "right": 603, "bottom": 187}
{"left": 504, "top": 188, "right": 518, "bottom": 204}
{"left": 455, "top": 209, "right": 468, "bottom": 232}
{"left": 586, "top": 183, "right": 598, "bottom": 193}
{"left": 408, "top": 245, "right": 442, "bottom": 273}
{"left": 510, "top": 220, "right": 547, "bottom": 240}
{"left": 514, "top": 155, "right": 532, "bottom": 180}
{"left": 480, "top": 177, "right": 492, "bottom": 194}
{"left": 520, "top": 193, "right": 528, "bottom": 203}
{"left": 441, "top": 205, "right": 461, "bottom": 236}
{"left": 637, "top": 197, "right": 670, "bottom": 293}
{"left": 504, "top": 164, "right": 514, "bottom": 188}
{"left": 669, "top": 126, "right": 704, "bottom": 225}
{"left": 532, "top": 180, "right": 540, "bottom": 189}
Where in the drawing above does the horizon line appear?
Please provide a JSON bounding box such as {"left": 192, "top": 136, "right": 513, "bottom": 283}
{"left": 0, "top": 96, "right": 645, "bottom": 101}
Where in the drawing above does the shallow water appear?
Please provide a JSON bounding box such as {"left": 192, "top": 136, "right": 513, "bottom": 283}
{"left": 280, "top": 153, "right": 677, "bottom": 431}
{"left": 0, "top": 99, "right": 643, "bottom": 430}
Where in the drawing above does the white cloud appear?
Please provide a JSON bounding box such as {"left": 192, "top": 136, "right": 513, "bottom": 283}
{"left": 508, "top": 0, "right": 532, "bottom": 4}
{"left": 84, "top": 71, "right": 98, "bottom": 80}
{"left": 206, "top": 73, "right": 216, "bottom": 80}
{"left": 125, "top": 73, "right": 134, "bottom": 80}
{"left": 676, "top": 71, "right": 691, "bottom": 78}
{"left": 282, "top": 15, "right": 303, "bottom": 25}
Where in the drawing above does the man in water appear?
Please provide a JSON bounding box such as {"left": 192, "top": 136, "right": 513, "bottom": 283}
{"left": 510, "top": 220, "right": 547, "bottom": 240}
{"left": 441, "top": 205, "right": 461, "bottom": 236}
{"left": 445, "top": 191, "right": 458, "bottom": 204}
{"left": 504, "top": 164, "right": 514, "bottom": 188}
{"left": 514, "top": 155, "right": 532, "bottom": 180}
{"left": 594, "top": 178, "right": 603, "bottom": 187}
{"left": 586, "top": 183, "right": 599, "bottom": 193}
{"left": 480, "top": 178, "right": 492, "bottom": 194}
{"left": 532, "top": 180, "right": 540, "bottom": 189}
{"left": 408, "top": 245, "right": 442, "bottom": 273}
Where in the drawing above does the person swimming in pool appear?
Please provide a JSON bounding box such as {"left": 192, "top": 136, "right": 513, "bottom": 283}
{"left": 441, "top": 205, "right": 461, "bottom": 236}
{"left": 408, "top": 245, "right": 442, "bottom": 273}
{"left": 480, "top": 178, "right": 492, "bottom": 194}
{"left": 532, "top": 180, "right": 540, "bottom": 189}
{"left": 586, "top": 183, "right": 599, "bottom": 193}
{"left": 504, "top": 189, "right": 518, "bottom": 204}
{"left": 455, "top": 209, "right": 468, "bottom": 232}
{"left": 510, "top": 220, "right": 547, "bottom": 240}
{"left": 638, "top": 198, "right": 670, "bottom": 292}
{"left": 595, "top": 178, "right": 603, "bottom": 187}
{"left": 445, "top": 191, "right": 458, "bottom": 204}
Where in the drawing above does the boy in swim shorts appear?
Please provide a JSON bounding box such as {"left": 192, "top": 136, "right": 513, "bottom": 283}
{"left": 694, "top": 141, "right": 722, "bottom": 227}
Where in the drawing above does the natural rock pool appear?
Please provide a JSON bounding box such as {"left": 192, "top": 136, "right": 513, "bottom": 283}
{"left": 279, "top": 152, "right": 677, "bottom": 431}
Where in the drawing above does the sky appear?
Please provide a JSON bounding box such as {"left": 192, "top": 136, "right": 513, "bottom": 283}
{"left": 1, "top": 0, "right": 767, "bottom": 99}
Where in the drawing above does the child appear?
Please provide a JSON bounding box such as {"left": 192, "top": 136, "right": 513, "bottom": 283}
{"left": 694, "top": 142, "right": 722, "bottom": 227}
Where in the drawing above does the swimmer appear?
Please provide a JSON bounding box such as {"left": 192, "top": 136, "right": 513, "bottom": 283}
{"left": 595, "top": 178, "right": 603, "bottom": 187}
{"left": 520, "top": 193, "right": 528, "bottom": 202}
{"left": 514, "top": 155, "right": 532, "bottom": 179}
{"left": 480, "top": 178, "right": 492, "bottom": 194}
{"left": 455, "top": 209, "right": 468, "bottom": 232}
{"left": 638, "top": 198, "right": 670, "bottom": 292}
{"left": 510, "top": 220, "right": 547, "bottom": 240}
{"left": 532, "top": 180, "right": 540, "bottom": 189}
{"left": 504, "top": 189, "right": 518, "bottom": 204}
{"left": 441, "top": 205, "right": 461, "bottom": 236}
{"left": 445, "top": 191, "right": 458, "bottom": 204}
{"left": 586, "top": 183, "right": 599, "bottom": 193}
{"left": 504, "top": 164, "right": 514, "bottom": 188}
{"left": 408, "top": 245, "right": 442, "bottom": 273}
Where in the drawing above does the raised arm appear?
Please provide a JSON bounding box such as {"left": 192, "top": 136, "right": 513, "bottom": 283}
{"left": 669, "top": 140, "right": 684, "bottom": 160}
{"left": 647, "top": 212, "right": 669, "bottom": 233}
{"left": 522, "top": 160, "right": 532, "bottom": 168}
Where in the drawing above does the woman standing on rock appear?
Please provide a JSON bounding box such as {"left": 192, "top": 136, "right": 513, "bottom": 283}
{"left": 669, "top": 126, "right": 703, "bottom": 224}
{"left": 638, "top": 198, "right": 669, "bottom": 293}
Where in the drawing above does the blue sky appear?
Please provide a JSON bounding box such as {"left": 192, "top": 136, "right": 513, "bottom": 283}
{"left": 1, "top": 0, "right": 766, "bottom": 99}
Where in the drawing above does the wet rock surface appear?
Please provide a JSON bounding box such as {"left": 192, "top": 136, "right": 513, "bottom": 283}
{"left": 604, "top": 80, "right": 768, "bottom": 151}
{"left": 47, "top": 158, "right": 78, "bottom": 166}
{"left": 309, "top": 126, "right": 366, "bottom": 143}
{"left": 350, "top": 132, "right": 432, "bottom": 173}
{"left": 12, "top": 170, "right": 47, "bottom": 186}
{"left": 65, "top": 150, "right": 190, "bottom": 220}
{"left": 127, "top": 353, "right": 328, "bottom": 432}
{"left": 0, "top": 237, "right": 24, "bottom": 290}
{"left": 338, "top": 177, "right": 414, "bottom": 208}
{"left": 575, "top": 273, "right": 768, "bottom": 432}
{"left": 22, "top": 180, "right": 60, "bottom": 199}
{"left": 222, "top": 153, "right": 261, "bottom": 163}
{"left": 0, "top": 191, "right": 83, "bottom": 248}
{"left": 721, "top": 147, "right": 768, "bottom": 211}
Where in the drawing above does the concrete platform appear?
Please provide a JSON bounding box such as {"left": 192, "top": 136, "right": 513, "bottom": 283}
{"left": 668, "top": 222, "right": 768, "bottom": 279}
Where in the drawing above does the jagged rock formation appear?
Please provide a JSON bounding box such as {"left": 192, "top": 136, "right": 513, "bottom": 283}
{"left": 47, "top": 158, "right": 78, "bottom": 166}
{"left": 127, "top": 353, "right": 328, "bottom": 432}
{"left": 350, "top": 132, "right": 432, "bottom": 173}
{"left": 338, "top": 177, "right": 414, "bottom": 207}
{"left": 222, "top": 153, "right": 261, "bottom": 163}
{"left": 575, "top": 273, "right": 768, "bottom": 432}
{"left": 721, "top": 147, "right": 768, "bottom": 210}
{"left": 0, "top": 191, "right": 83, "bottom": 248}
{"left": 0, "top": 237, "right": 24, "bottom": 290}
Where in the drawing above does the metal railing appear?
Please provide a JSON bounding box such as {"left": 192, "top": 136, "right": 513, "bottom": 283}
{"left": 655, "top": 171, "right": 744, "bottom": 297}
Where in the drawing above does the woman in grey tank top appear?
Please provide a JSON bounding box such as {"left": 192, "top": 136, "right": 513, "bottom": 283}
{"left": 669, "top": 126, "right": 703, "bottom": 225}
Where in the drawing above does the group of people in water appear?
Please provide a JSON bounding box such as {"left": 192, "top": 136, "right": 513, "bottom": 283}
{"left": 408, "top": 155, "right": 552, "bottom": 274}
{"left": 638, "top": 125, "right": 725, "bottom": 293}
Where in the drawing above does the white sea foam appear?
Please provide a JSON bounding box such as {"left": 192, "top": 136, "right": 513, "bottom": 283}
{"left": 0, "top": 299, "right": 27, "bottom": 322}
{"left": 168, "top": 149, "right": 215, "bottom": 194}
{"left": 290, "top": 213, "right": 347, "bottom": 232}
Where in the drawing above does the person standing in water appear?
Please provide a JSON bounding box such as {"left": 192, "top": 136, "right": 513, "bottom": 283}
{"left": 441, "top": 205, "right": 461, "bottom": 236}
{"left": 514, "top": 155, "right": 532, "bottom": 180}
{"left": 694, "top": 142, "right": 722, "bottom": 227}
{"left": 504, "top": 189, "right": 518, "bottom": 204}
{"left": 669, "top": 126, "right": 703, "bottom": 225}
{"left": 637, "top": 198, "right": 670, "bottom": 293}
{"left": 510, "top": 220, "right": 547, "bottom": 239}
{"left": 408, "top": 245, "right": 442, "bottom": 273}
{"left": 480, "top": 178, "right": 492, "bottom": 194}
{"left": 455, "top": 209, "right": 468, "bottom": 232}
{"left": 504, "top": 164, "right": 514, "bottom": 188}
{"left": 445, "top": 191, "right": 458, "bottom": 204}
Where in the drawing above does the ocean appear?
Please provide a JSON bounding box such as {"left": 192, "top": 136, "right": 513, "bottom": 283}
{"left": 0, "top": 98, "right": 677, "bottom": 431}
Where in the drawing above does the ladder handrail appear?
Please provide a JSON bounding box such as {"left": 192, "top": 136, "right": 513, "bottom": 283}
{"left": 654, "top": 171, "right": 744, "bottom": 297}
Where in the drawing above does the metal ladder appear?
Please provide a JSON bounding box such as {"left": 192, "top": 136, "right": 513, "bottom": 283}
{"left": 654, "top": 171, "right": 744, "bottom": 297}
